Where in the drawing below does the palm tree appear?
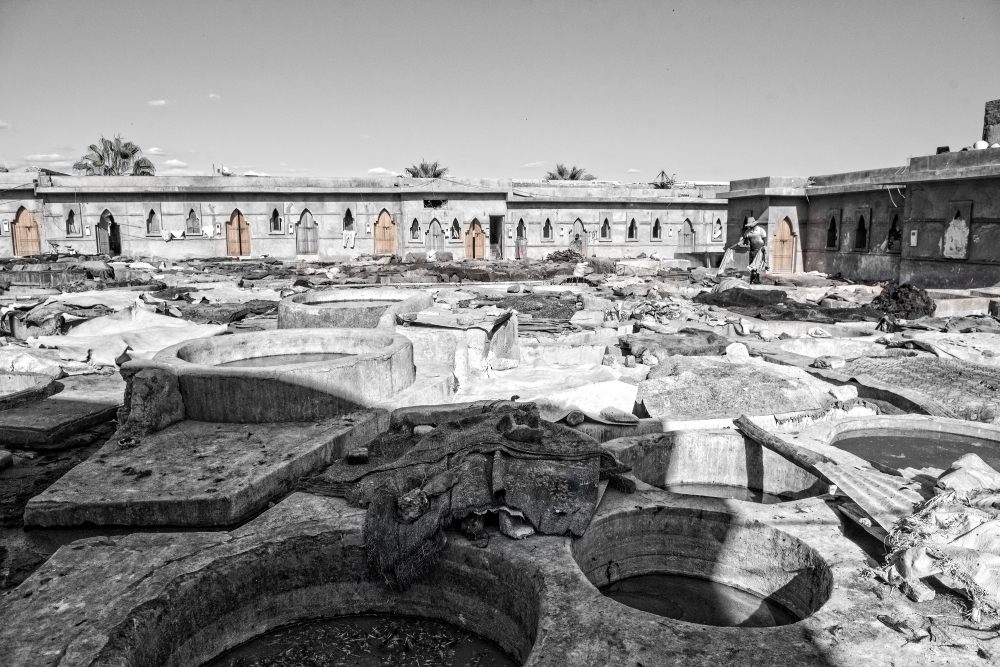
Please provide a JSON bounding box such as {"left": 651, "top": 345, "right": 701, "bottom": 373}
{"left": 73, "top": 135, "right": 156, "bottom": 176}
{"left": 544, "top": 164, "right": 596, "bottom": 181}
{"left": 404, "top": 159, "right": 448, "bottom": 178}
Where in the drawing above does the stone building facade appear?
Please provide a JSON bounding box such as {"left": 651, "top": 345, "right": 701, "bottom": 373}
{"left": 0, "top": 174, "right": 728, "bottom": 264}
{"left": 721, "top": 148, "right": 1000, "bottom": 288}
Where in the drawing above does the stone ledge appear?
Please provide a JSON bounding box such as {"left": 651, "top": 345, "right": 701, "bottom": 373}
{"left": 22, "top": 411, "right": 386, "bottom": 527}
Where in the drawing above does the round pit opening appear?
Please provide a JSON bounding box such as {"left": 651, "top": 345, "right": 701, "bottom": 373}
{"left": 204, "top": 614, "right": 517, "bottom": 667}
{"left": 94, "top": 519, "right": 539, "bottom": 667}
{"left": 572, "top": 506, "right": 832, "bottom": 627}
{"left": 830, "top": 419, "right": 1000, "bottom": 471}
{"left": 278, "top": 288, "right": 432, "bottom": 330}
{"left": 604, "top": 430, "right": 827, "bottom": 503}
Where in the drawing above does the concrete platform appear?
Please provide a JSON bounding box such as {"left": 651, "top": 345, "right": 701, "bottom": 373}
{"left": 0, "top": 374, "right": 124, "bottom": 449}
{"left": 22, "top": 410, "right": 386, "bottom": 527}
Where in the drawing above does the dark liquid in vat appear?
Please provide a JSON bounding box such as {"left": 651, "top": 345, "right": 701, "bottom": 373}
{"left": 602, "top": 573, "right": 798, "bottom": 627}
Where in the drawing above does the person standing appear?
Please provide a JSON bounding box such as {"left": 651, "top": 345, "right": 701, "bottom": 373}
{"left": 741, "top": 216, "right": 768, "bottom": 284}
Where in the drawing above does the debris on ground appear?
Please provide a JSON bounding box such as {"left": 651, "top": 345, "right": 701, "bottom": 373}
{"left": 871, "top": 282, "right": 937, "bottom": 320}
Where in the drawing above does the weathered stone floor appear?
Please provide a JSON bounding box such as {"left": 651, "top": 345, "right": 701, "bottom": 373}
{"left": 2, "top": 260, "right": 1000, "bottom": 665}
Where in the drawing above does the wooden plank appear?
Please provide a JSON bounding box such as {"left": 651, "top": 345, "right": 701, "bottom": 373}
{"left": 837, "top": 501, "right": 890, "bottom": 542}
{"left": 733, "top": 414, "right": 834, "bottom": 474}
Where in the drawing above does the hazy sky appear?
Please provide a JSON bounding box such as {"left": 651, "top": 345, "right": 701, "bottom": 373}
{"left": 1, "top": 0, "right": 998, "bottom": 182}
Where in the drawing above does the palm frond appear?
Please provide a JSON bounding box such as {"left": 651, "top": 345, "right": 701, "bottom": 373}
{"left": 73, "top": 133, "right": 155, "bottom": 176}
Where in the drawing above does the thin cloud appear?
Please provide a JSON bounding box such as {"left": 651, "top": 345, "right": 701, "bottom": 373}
{"left": 0, "top": 119, "right": 11, "bottom": 130}
{"left": 627, "top": 168, "right": 642, "bottom": 173}
{"left": 24, "top": 153, "right": 66, "bottom": 163}
{"left": 523, "top": 161, "right": 547, "bottom": 168}
{"left": 208, "top": 93, "right": 221, "bottom": 99}
{"left": 148, "top": 100, "right": 167, "bottom": 106}
{"left": 244, "top": 170, "right": 269, "bottom": 176}
{"left": 368, "top": 167, "right": 398, "bottom": 176}
{"left": 163, "top": 159, "right": 188, "bottom": 168}
{"left": 148, "top": 147, "right": 166, "bottom": 155}
{"left": 160, "top": 168, "right": 206, "bottom": 176}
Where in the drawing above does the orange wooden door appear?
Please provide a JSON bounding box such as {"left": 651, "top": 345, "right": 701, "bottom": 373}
{"left": 465, "top": 220, "right": 484, "bottom": 259}
{"left": 374, "top": 210, "right": 396, "bottom": 255}
{"left": 772, "top": 217, "right": 794, "bottom": 273}
{"left": 12, "top": 208, "right": 40, "bottom": 256}
{"left": 227, "top": 211, "right": 251, "bottom": 256}
{"left": 296, "top": 211, "right": 318, "bottom": 254}
{"left": 682, "top": 219, "right": 696, "bottom": 251}
{"left": 428, "top": 219, "right": 445, "bottom": 252}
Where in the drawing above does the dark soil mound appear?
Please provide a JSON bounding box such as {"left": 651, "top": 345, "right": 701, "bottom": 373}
{"left": 694, "top": 288, "right": 882, "bottom": 323}
{"left": 870, "top": 282, "right": 936, "bottom": 319}
{"left": 625, "top": 328, "right": 730, "bottom": 359}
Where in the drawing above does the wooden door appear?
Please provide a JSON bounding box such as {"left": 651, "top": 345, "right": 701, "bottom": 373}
{"left": 772, "top": 217, "right": 795, "bottom": 273}
{"left": 12, "top": 208, "right": 40, "bottom": 256}
{"left": 96, "top": 226, "right": 110, "bottom": 255}
{"left": 465, "top": 220, "right": 484, "bottom": 259}
{"left": 227, "top": 211, "right": 251, "bottom": 256}
{"left": 428, "top": 219, "right": 445, "bottom": 252}
{"left": 374, "top": 210, "right": 396, "bottom": 255}
{"left": 682, "top": 220, "right": 696, "bottom": 251}
{"left": 296, "top": 211, "right": 318, "bottom": 254}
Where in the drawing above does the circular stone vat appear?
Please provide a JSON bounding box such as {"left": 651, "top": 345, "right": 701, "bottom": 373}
{"left": 89, "top": 519, "right": 540, "bottom": 667}
{"left": 278, "top": 287, "right": 433, "bottom": 330}
{"left": 204, "top": 614, "right": 517, "bottom": 667}
{"left": 828, "top": 417, "right": 1000, "bottom": 471}
{"left": 604, "top": 430, "right": 827, "bottom": 503}
{"left": 154, "top": 329, "right": 414, "bottom": 422}
{"left": 0, "top": 371, "right": 56, "bottom": 410}
{"left": 572, "top": 506, "right": 832, "bottom": 627}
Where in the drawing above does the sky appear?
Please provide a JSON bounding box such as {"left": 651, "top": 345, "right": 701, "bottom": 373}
{"left": 1, "top": 0, "right": 998, "bottom": 182}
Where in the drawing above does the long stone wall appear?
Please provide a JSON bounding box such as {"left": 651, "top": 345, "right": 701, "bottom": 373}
{"left": 0, "top": 174, "right": 729, "bottom": 262}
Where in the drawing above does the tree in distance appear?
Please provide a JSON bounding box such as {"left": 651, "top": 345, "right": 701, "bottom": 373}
{"left": 73, "top": 135, "right": 156, "bottom": 176}
{"left": 545, "top": 164, "right": 596, "bottom": 180}
{"left": 404, "top": 159, "right": 449, "bottom": 178}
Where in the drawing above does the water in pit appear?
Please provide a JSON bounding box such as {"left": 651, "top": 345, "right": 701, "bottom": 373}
{"left": 305, "top": 299, "right": 399, "bottom": 307}
{"left": 656, "top": 482, "right": 786, "bottom": 504}
{"left": 833, "top": 430, "right": 1000, "bottom": 471}
{"left": 216, "top": 352, "right": 352, "bottom": 368}
{"left": 203, "top": 614, "right": 518, "bottom": 667}
{"left": 602, "top": 573, "right": 798, "bottom": 627}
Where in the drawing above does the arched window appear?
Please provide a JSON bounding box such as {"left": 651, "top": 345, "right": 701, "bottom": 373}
{"left": 146, "top": 209, "right": 160, "bottom": 234}
{"left": 451, "top": 218, "right": 461, "bottom": 239}
{"left": 543, "top": 218, "right": 553, "bottom": 240}
{"left": 601, "top": 218, "right": 610, "bottom": 239}
{"left": 887, "top": 214, "right": 901, "bottom": 252}
{"left": 343, "top": 208, "right": 354, "bottom": 232}
{"left": 855, "top": 215, "right": 868, "bottom": 250}
{"left": 65, "top": 209, "right": 79, "bottom": 235}
{"left": 269, "top": 208, "right": 282, "bottom": 233}
{"left": 627, "top": 218, "right": 637, "bottom": 240}
{"left": 517, "top": 219, "right": 526, "bottom": 239}
{"left": 713, "top": 218, "right": 723, "bottom": 240}
{"left": 186, "top": 209, "right": 200, "bottom": 235}
{"left": 652, "top": 218, "right": 661, "bottom": 240}
{"left": 826, "top": 216, "right": 838, "bottom": 249}
{"left": 410, "top": 218, "right": 420, "bottom": 240}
